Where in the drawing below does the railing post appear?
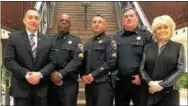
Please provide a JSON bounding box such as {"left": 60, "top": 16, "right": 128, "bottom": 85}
{"left": 0, "top": 2, "right": 2, "bottom": 105}
{"left": 85, "top": 6, "right": 88, "bottom": 29}
{"left": 0, "top": 40, "right": 2, "bottom": 106}
{"left": 48, "top": 2, "right": 56, "bottom": 29}
{"left": 82, "top": 2, "right": 91, "bottom": 29}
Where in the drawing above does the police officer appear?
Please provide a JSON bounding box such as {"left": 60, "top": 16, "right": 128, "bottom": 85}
{"left": 80, "top": 14, "right": 117, "bottom": 106}
{"left": 48, "top": 14, "right": 83, "bottom": 106}
{"left": 114, "top": 7, "right": 153, "bottom": 106}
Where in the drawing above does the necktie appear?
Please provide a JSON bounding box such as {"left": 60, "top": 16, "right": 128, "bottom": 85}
{"left": 30, "top": 34, "right": 37, "bottom": 58}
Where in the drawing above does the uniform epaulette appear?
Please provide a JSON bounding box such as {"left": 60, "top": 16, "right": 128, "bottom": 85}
{"left": 69, "top": 33, "right": 80, "bottom": 40}
{"left": 88, "top": 35, "right": 94, "bottom": 40}
{"left": 69, "top": 33, "right": 76, "bottom": 37}
{"left": 115, "top": 29, "right": 124, "bottom": 36}
{"left": 105, "top": 35, "right": 111, "bottom": 39}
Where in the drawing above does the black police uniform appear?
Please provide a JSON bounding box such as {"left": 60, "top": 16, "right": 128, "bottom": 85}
{"left": 81, "top": 32, "right": 117, "bottom": 106}
{"left": 48, "top": 32, "right": 83, "bottom": 106}
{"left": 114, "top": 27, "right": 153, "bottom": 106}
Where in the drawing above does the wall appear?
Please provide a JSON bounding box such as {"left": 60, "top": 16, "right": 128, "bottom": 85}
{"left": 1, "top": 1, "right": 35, "bottom": 31}
{"left": 172, "top": 27, "right": 188, "bottom": 72}
{"left": 140, "top": 2, "right": 188, "bottom": 29}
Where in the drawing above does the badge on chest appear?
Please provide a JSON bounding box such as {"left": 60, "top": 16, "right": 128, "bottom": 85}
{"left": 68, "top": 40, "right": 72, "bottom": 44}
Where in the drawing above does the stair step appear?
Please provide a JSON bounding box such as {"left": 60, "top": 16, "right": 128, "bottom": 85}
{"left": 48, "top": 30, "right": 118, "bottom": 33}
{"left": 51, "top": 21, "right": 118, "bottom": 25}
{"left": 54, "top": 13, "right": 116, "bottom": 17}
{"left": 54, "top": 10, "right": 116, "bottom": 14}
{"left": 79, "top": 81, "right": 85, "bottom": 88}
{"left": 48, "top": 31, "right": 118, "bottom": 35}
{"left": 77, "top": 100, "right": 86, "bottom": 106}
{"left": 78, "top": 88, "right": 85, "bottom": 100}
{"left": 55, "top": 2, "right": 114, "bottom": 5}
{"left": 79, "top": 88, "right": 85, "bottom": 92}
{"left": 48, "top": 1, "right": 118, "bottom": 43}
{"left": 50, "top": 22, "right": 118, "bottom": 27}
{"left": 53, "top": 17, "right": 117, "bottom": 20}
{"left": 49, "top": 28, "right": 118, "bottom": 31}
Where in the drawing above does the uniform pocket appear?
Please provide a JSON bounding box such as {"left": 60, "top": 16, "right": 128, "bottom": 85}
{"left": 132, "top": 40, "right": 144, "bottom": 55}
{"left": 60, "top": 46, "right": 74, "bottom": 59}
{"left": 93, "top": 45, "right": 105, "bottom": 60}
{"left": 93, "top": 46, "right": 105, "bottom": 51}
{"left": 61, "top": 46, "right": 74, "bottom": 51}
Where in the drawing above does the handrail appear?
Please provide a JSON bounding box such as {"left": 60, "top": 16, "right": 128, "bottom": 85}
{"left": 132, "top": 2, "right": 151, "bottom": 31}
{"left": 115, "top": 2, "right": 122, "bottom": 29}
{"left": 39, "top": 2, "right": 46, "bottom": 23}
{"left": 48, "top": 2, "right": 56, "bottom": 29}
{"left": 82, "top": 1, "right": 91, "bottom": 29}
{"left": 34, "top": 1, "right": 42, "bottom": 11}
{"left": 40, "top": 2, "right": 47, "bottom": 34}
{"left": 34, "top": 1, "right": 56, "bottom": 35}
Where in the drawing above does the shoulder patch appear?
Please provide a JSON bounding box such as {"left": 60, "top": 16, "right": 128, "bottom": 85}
{"left": 79, "top": 53, "right": 84, "bottom": 59}
{"left": 89, "top": 35, "right": 94, "bottom": 40}
{"left": 111, "top": 40, "right": 117, "bottom": 50}
{"left": 78, "top": 43, "right": 84, "bottom": 52}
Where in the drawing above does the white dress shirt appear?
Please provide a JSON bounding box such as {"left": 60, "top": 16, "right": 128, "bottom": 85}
{"left": 26, "top": 29, "right": 38, "bottom": 47}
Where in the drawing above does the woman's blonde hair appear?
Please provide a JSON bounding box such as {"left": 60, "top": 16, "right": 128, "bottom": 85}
{"left": 151, "top": 15, "right": 176, "bottom": 41}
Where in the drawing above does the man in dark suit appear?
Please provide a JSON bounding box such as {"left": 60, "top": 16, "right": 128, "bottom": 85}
{"left": 3, "top": 8, "right": 55, "bottom": 106}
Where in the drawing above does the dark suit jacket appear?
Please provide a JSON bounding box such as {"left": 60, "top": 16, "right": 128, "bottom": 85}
{"left": 3, "top": 30, "right": 54, "bottom": 98}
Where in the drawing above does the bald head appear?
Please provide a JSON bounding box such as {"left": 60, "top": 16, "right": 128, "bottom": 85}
{"left": 57, "top": 14, "right": 71, "bottom": 34}
{"left": 60, "top": 14, "right": 71, "bottom": 20}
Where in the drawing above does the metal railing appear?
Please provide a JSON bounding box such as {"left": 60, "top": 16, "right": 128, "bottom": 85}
{"left": 132, "top": 2, "right": 151, "bottom": 31}
{"left": 115, "top": 1, "right": 151, "bottom": 31}
{"left": 34, "top": 1, "right": 56, "bottom": 35}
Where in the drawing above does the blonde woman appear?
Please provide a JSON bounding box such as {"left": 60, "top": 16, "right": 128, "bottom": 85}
{"left": 139, "top": 15, "right": 185, "bottom": 106}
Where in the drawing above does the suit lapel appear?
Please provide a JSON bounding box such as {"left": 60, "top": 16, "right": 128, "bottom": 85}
{"left": 21, "top": 30, "right": 34, "bottom": 59}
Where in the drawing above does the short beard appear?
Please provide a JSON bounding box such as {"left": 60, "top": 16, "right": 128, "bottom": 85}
{"left": 59, "top": 30, "right": 69, "bottom": 35}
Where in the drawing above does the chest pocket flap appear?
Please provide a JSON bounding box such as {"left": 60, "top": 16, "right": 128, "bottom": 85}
{"left": 93, "top": 43, "right": 105, "bottom": 51}
{"left": 61, "top": 45, "right": 74, "bottom": 51}
{"left": 132, "top": 39, "right": 144, "bottom": 55}
{"left": 132, "top": 40, "right": 144, "bottom": 46}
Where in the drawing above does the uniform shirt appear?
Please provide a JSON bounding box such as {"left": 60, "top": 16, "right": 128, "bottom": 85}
{"left": 114, "top": 27, "right": 153, "bottom": 80}
{"left": 82, "top": 32, "right": 117, "bottom": 82}
{"left": 51, "top": 32, "right": 83, "bottom": 79}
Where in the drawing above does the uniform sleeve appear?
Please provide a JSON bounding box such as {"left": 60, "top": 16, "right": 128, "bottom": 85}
{"left": 59, "top": 39, "right": 83, "bottom": 79}
{"left": 79, "top": 42, "right": 88, "bottom": 77}
{"left": 91, "top": 39, "right": 117, "bottom": 79}
{"left": 159, "top": 45, "right": 185, "bottom": 88}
